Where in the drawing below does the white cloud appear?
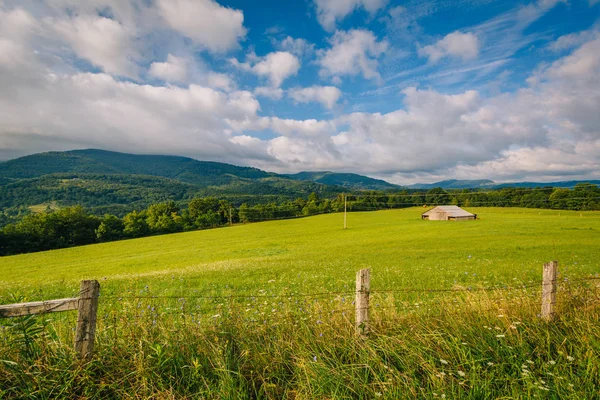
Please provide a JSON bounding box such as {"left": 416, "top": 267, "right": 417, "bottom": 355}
{"left": 244, "top": 35, "right": 600, "bottom": 180}
{"left": 549, "top": 29, "right": 598, "bottom": 52}
{"left": 253, "top": 51, "right": 300, "bottom": 87}
{"left": 278, "top": 36, "right": 315, "bottom": 58}
{"left": 157, "top": 0, "right": 246, "bottom": 52}
{"left": 318, "top": 29, "right": 388, "bottom": 82}
{"left": 149, "top": 54, "right": 187, "bottom": 82}
{"left": 314, "top": 0, "right": 389, "bottom": 31}
{"left": 53, "top": 15, "right": 140, "bottom": 78}
{"left": 288, "top": 86, "right": 342, "bottom": 109}
{"left": 419, "top": 31, "right": 480, "bottom": 63}
{"left": 254, "top": 86, "right": 284, "bottom": 100}
{"left": 207, "top": 72, "right": 235, "bottom": 92}
{"left": 231, "top": 51, "right": 300, "bottom": 88}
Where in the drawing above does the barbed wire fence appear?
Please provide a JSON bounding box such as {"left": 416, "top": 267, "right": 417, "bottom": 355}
{"left": 2, "top": 261, "right": 600, "bottom": 358}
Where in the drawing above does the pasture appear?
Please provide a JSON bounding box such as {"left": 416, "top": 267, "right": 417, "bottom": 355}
{"left": 1, "top": 207, "right": 599, "bottom": 398}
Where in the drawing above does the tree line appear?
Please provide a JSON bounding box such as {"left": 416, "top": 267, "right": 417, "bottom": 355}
{"left": 1, "top": 184, "right": 598, "bottom": 256}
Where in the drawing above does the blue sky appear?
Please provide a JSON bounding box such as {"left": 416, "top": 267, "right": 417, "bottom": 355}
{"left": 0, "top": 0, "right": 598, "bottom": 183}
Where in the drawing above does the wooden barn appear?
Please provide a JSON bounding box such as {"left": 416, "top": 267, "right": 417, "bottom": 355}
{"left": 421, "top": 205, "right": 477, "bottom": 221}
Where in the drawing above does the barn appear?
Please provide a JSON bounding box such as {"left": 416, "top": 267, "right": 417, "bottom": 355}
{"left": 421, "top": 205, "right": 477, "bottom": 221}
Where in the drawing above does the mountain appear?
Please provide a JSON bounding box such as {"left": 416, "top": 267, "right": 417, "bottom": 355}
{"left": 407, "top": 179, "right": 495, "bottom": 189}
{"left": 0, "top": 149, "right": 353, "bottom": 218}
{"left": 0, "top": 150, "right": 406, "bottom": 220}
{"left": 492, "top": 180, "right": 600, "bottom": 189}
{"left": 285, "top": 171, "right": 400, "bottom": 190}
{"left": 0, "top": 149, "right": 272, "bottom": 185}
{"left": 408, "top": 179, "right": 600, "bottom": 190}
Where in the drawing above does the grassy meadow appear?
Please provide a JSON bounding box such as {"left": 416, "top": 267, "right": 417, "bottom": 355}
{"left": 1, "top": 207, "right": 599, "bottom": 398}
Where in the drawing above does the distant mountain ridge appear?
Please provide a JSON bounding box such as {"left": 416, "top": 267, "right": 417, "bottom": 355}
{"left": 408, "top": 179, "right": 600, "bottom": 189}
{"left": 284, "top": 171, "right": 400, "bottom": 190}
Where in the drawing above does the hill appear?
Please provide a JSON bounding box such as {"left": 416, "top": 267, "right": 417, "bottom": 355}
{"left": 0, "top": 149, "right": 272, "bottom": 184}
{"left": 284, "top": 171, "right": 400, "bottom": 190}
{"left": 0, "top": 149, "right": 348, "bottom": 217}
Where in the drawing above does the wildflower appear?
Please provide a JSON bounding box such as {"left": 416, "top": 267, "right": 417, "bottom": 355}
{"left": 526, "top": 360, "right": 535, "bottom": 365}
{"left": 487, "top": 362, "right": 494, "bottom": 366}
{"left": 457, "top": 371, "right": 466, "bottom": 377}
{"left": 375, "top": 392, "right": 382, "bottom": 397}
{"left": 319, "top": 333, "right": 323, "bottom": 337}
{"left": 440, "top": 359, "right": 449, "bottom": 365}
{"left": 548, "top": 360, "right": 556, "bottom": 365}
{"left": 313, "top": 356, "right": 317, "bottom": 362}
{"left": 566, "top": 356, "right": 575, "bottom": 362}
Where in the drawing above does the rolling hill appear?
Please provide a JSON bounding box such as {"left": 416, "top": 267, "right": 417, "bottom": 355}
{"left": 284, "top": 171, "right": 400, "bottom": 190}
{"left": 0, "top": 149, "right": 401, "bottom": 218}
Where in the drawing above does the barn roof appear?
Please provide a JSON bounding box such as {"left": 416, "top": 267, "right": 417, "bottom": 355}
{"left": 421, "top": 205, "right": 475, "bottom": 217}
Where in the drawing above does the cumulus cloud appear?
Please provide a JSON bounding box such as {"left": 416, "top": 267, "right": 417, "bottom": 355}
{"left": 53, "top": 15, "right": 140, "bottom": 78}
{"left": 244, "top": 36, "right": 600, "bottom": 181}
{"left": 0, "top": 12, "right": 268, "bottom": 164}
{"left": 278, "top": 36, "right": 315, "bottom": 58}
{"left": 157, "top": 0, "right": 246, "bottom": 52}
{"left": 231, "top": 51, "right": 300, "bottom": 88}
{"left": 318, "top": 29, "right": 388, "bottom": 82}
{"left": 548, "top": 28, "right": 598, "bottom": 52}
{"left": 419, "top": 31, "right": 480, "bottom": 63}
{"left": 288, "top": 86, "right": 342, "bottom": 109}
{"left": 149, "top": 54, "right": 188, "bottom": 82}
{"left": 314, "top": 0, "right": 389, "bottom": 31}
{"left": 254, "top": 86, "right": 284, "bottom": 100}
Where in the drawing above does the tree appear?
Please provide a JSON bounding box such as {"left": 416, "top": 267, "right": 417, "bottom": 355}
{"left": 96, "top": 214, "right": 125, "bottom": 242}
{"left": 426, "top": 187, "right": 450, "bottom": 205}
{"left": 123, "top": 210, "right": 149, "bottom": 237}
{"left": 238, "top": 203, "right": 250, "bottom": 224}
{"left": 146, "top": 201, "right": 182, "bottom": 233}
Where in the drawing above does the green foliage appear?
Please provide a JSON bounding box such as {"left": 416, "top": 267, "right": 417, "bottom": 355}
{"left": 96, "top": 215, "right": 125, "bottom": 242}
{"left": 123, "top": 210, "right": 149, "bottom": 238}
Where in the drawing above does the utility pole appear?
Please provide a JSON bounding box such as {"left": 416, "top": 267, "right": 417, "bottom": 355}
{"left": 344, "top": 193, "right": 347, "bottom": 230}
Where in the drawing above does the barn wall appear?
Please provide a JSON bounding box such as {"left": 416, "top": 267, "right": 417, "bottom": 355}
{"left": 428, "top": 212, "right": 447, "bottom": 221}
{"left": 453, "top": 216, "right": 476, "bottom": 221}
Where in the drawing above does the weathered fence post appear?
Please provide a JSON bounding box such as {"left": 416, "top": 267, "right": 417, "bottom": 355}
{"left": 75, "top": 280, "right": 100, "bottom": 359}
{"left": 355, "top": 269, "right": 370, "bottom": 336}
{"left": 541, "top": 261, "right": 557, "bottom": 321}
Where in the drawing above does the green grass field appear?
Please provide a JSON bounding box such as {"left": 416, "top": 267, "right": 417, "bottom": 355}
{"left": 1, "top": 207, "right": 599, "bottom": 398}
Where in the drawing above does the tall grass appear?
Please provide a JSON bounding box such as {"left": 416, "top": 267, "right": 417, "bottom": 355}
{"left": 1, "top": 207, "right": 599, "bottom": 398}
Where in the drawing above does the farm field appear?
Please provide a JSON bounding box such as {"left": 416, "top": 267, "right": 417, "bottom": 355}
{"left": 1, "top": 207, "right": 600, "bottom": 399}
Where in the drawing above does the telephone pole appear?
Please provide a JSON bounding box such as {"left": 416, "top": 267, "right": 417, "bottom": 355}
{"left": 344, "top": 194, "right": 347, "bottom": 230}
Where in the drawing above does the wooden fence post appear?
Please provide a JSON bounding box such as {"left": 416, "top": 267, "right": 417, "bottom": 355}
{"left": 355, "top": 269, "right": 370, "bottom": 336}
{"left": 541, "top": 261, "right": 557, "bottom": 321}
{"left": 75, "top": 280, "right": 100, "bottom": 359}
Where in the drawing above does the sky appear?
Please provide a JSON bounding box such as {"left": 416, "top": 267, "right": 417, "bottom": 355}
{"left": 0, "top": 0, "right": 598, "bottom": 184}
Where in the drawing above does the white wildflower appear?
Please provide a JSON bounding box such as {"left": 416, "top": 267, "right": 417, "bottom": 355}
{"left": 440, "top": 359, "right": 449, "bottom": 365}
{"left": 457, "top": 371, "right": 466, "bottom": 377}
